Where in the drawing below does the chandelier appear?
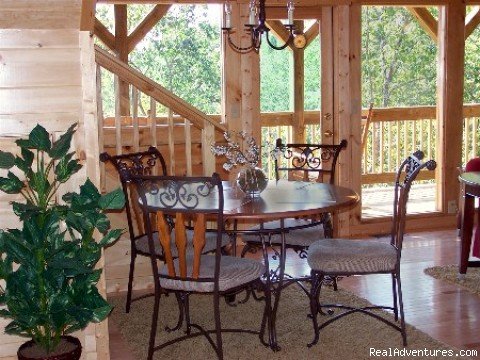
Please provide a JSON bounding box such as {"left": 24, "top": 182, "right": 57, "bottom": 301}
{"left": 222, "top": 0, "right": 295, "bottom": 53}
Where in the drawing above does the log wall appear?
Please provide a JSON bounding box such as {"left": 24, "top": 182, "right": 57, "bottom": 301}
{"left": 0, "top": 1, "right": 109, "bottom": 359}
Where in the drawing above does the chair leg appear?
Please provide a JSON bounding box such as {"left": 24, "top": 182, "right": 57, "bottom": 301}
{"left": 308, "top": 271, "right": 323, "bottom": 348}
{"left": 391, "top": 273, "right": 399, "bottom": 321}
{"left": 184, "top": 294, "right": 192, "bottom": 335}
{"left": 147, "top": 287, "right": 161, "bottom": 360}
{"left": 166, "top": 293, "right": 184, "bottom": 332}
{"left": 126, "top": 249, "right": 137, "bottom": 313}
{"left": 396, "top": 271, "right": 407, "bottom": 346}
{"left": 213, "top": 292, "right": 224, "bottom": 360}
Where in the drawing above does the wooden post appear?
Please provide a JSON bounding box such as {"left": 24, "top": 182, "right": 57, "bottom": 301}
{"left": 437, "top": 1, "right": 466, "bottom": 215}
{"left": 321, "top": 7, "right": 334, "bottom": 146}
{"left": 114, "top": 4, "right": 130, "bottom": 116}
{"left": 292, "top": 20, "right": 305, "bottom": 143}
{"left": 222, "top": 3, "right": 260, "bottom": 174}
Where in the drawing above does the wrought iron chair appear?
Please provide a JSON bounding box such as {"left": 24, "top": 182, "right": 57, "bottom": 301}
{"left": 129, "top": 173, "right": 269, "bottom": 360}
{"left": 307, "top": 150, "right": 436, "bottom": 347}
{"left": 100, "top": 147, "right": 230, "bottom": 313}
{"left": 241, "top": 139, "right": 347, "bottom": 259}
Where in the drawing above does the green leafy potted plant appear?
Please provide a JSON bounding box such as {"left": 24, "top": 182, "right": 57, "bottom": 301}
{"left": 0, "top": 124, "right": 125, "bottom": 360}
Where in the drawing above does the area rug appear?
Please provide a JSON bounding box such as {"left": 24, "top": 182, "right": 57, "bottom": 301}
{"left": 425, "top": 264, "right": 480, "bottom": 295}
{"left": 109, "top": 286, "right": 469, "bottom": 360}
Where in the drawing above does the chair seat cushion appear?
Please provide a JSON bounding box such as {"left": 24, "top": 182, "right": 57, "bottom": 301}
{"left": 135, "top": 230, "right": 231, "bottom": 258}
{"left": 159, "top": 255, "right": 265, "bottom": 292}
{"left": 307, "top": 238, "right": 398, "bottom": 274}
{"left": 242, "top": 218, "right": 325, "bottom": 247}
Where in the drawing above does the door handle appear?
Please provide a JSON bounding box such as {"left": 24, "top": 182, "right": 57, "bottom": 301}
{"left": 324, "top": 130, "right": 333, "bottom": 137}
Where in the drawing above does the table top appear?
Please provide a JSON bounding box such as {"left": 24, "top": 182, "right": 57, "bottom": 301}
{"left": 222, "top": 180, "right": 358, "bottom": 221}
{"left": 459, "top": 172, "right": 480, "bottom": 187}
{"left": 142, "top": 180, "right": 359, "bottom": 221}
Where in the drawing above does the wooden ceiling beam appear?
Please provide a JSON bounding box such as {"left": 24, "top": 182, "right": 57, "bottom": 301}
{"left": 266, "top": 19, "right": 294, "bottom": 50}
{"left": 407, "top": 7, "right": 438, "bottom": 42}
{"left": 95, "top": 18, "right": 116, "bottom": 50}
{"left": 265, "top": 6, "right": 322, "bottom": 19}
{"left": 465, "top": 6, "right": 480, "bottom": 38}
{"left": 127, "top": 4, "right": 171, "bottom": 52}
{"left": 97, "top": 1, "right": 465, "bottom": 5}
{"left": 81, "top": 0, "right": 97, "bottom": 31}
{"left": 304, "top": 20, "right": 319, "bottom": 47}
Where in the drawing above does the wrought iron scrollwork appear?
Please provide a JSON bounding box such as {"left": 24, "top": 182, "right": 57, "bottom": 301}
{"left": 146, "top": 179, "right": 214, "bottom": 210}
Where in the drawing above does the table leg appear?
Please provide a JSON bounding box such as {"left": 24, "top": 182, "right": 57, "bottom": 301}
{"left": 269, "top": 226, "right": 286, "bottom": 352}
{"left": 460, "top": 193, "right": 474, "bottom": 275}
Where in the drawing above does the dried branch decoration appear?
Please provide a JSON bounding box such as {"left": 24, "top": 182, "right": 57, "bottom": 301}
{"left": 211, "top": 131, "right": 260, "bottom": 171}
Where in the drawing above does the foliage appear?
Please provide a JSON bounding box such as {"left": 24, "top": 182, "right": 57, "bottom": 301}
{"left": 0, "top": 124, "right": 125, "bottom": 354}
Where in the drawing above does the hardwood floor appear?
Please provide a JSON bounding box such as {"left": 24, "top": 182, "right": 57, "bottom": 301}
{"left": 108, "top": 229, "right": 480, "bottom": 359}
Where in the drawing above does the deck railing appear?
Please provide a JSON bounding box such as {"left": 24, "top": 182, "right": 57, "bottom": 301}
{"left": 260, "top": 104, "right": 480, "bottom": 184}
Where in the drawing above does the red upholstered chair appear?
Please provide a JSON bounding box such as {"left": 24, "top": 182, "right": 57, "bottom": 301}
{"left": 461, "top": 158, "right": 480, "bottom": 257}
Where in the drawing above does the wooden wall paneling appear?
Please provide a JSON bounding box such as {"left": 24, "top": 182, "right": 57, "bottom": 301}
{"left": 0, "top": 48, "right": 80, "bottom": 87}
{"left": 0, "top": 0, "right": 81, "bottom": 30}
{"left": 436, "top": 1, "right": 465, "bottom": 215}
{"left": 0, "top": 87, "right": 81, "bottom": 114}
{"left": 0, "top": 29, "right": 79, "bottom": 49}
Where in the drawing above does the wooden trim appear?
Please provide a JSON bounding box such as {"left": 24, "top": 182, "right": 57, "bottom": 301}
{"left": 292, "top": 20, "right": 305, "bottom": 142}
{"left": 127, "top": 4, "right": 170, "bottom": 53}
{"left": 407, "top": 7, "right": 438, "bottom": 42}
{"left": 265, "top": 6, "right": 322, "bottom": 19}
{"left": 465, "top": 6, "right": 480, "bottom": 39}
{"left": 94, "top": 18, "right": 116, "bottom": 50}
{"left": 80, "top": 0, "right": 97, "bottom": 32}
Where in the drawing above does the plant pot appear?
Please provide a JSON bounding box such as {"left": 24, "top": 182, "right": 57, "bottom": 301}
{"left": 237, "top": 166, "right": 268, "bottom": 197}
{"left": 17, "top": 336, "right": 82, "bottom": 360}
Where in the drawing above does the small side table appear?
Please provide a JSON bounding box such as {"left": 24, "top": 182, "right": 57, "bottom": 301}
{"left": 459, "top": 171, "right": 480, "bottom": 277}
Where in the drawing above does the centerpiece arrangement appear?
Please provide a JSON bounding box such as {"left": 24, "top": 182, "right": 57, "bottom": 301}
{"left": 0, "top": 124, "right": 125, "bottom": 360}
{"left": 211, "top": 131, "right": 268, "bottom": 196}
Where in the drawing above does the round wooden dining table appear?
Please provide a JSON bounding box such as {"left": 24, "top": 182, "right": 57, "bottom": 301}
{"left": 221, "top": 180, "right": 359, "bottom": 350}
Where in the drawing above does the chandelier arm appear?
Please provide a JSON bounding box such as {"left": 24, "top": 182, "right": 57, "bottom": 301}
{"left": 224, "top": 31, "right": 256, "bottom": 53}
{"left": 265, "top": 31, "right": 294, "bottom": 50}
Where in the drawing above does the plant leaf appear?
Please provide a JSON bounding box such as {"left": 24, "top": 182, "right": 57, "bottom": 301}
{"left": 98, "top": 229, "right": 123, "bottom": 247}
{"left": 99, "top": 188, "right": 125, "bottom": 210}
{"left": 49, "top": 123, "right": 77, "bottom": 159}
{"left": 16, "top": 124, "right": 51, "bottom": 151}
{"left": 0, "top": 172, "right": 25, "bottom": 194}
{"left": 0, "top": 151, "right": 15, "bottom": 169}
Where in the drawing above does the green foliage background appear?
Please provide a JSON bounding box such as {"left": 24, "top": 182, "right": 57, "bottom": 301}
{"left": 96, "top": 5, "right": 479, "bottom": 113}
